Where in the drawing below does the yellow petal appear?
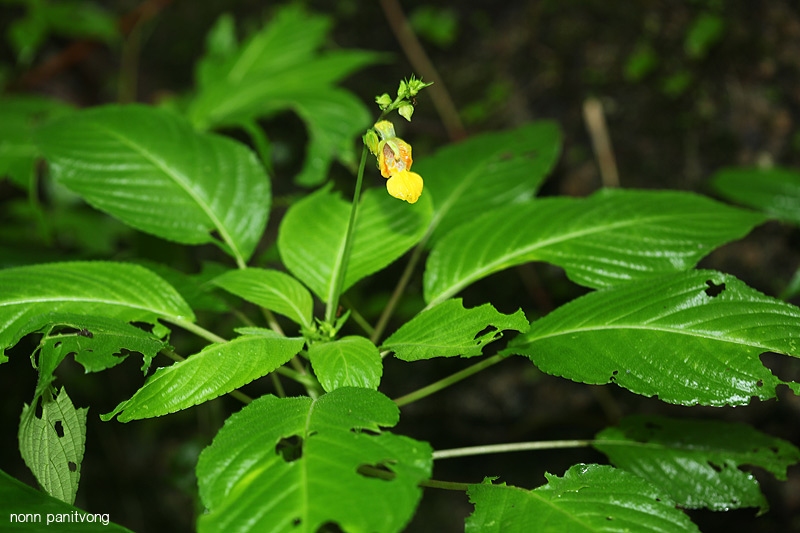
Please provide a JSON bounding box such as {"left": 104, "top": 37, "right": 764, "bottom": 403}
{"left": 386, "top": 170, "right": 423, "bottom": 204}
{"left": 378, "top": 138, "right": 413, "bottom": 178}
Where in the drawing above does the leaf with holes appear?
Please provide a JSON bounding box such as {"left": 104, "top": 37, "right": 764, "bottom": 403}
{"left": 466, "top": 464, "right": 699, "bottom": 533}
{"left": 278, "top": 185, "right": 432, "bottom": 303}
{"left": 35, "top": 104, "right": 270, "bottom": 265}
{"left": 424, "top": 189, "right": 766, "bottom": 306}
{"left": 594, "top": 415, "right": 800, "bottom": 512}
{"left": 32, "top": 314, "right": 166, "bottom": 398}
{"left": 213, "top": 268, "right": 314, "bottom": 329}
{"left": 0, "top": 261, "right": 193, "bottom": 364}
{"left": 505, "top": 270, "right": 800, "bottom": 406}
{"left": 196, "top": 387, "right": 432, "bottom": 533}
{"left": 414, "top": 121, "right": 561, "bottom": 244}
{"left": 19, "top": 388, "right": 86, "bottom": 505}
{"left": 102, "top": 335, "right": 304, "bottom": 422}
{"left": 712, "top": 167, "right": 800, "bottom": 226}
{"left": 382, "top": 298, "right": 529, "bottom": 361}
{"left": 308, "top": 336, "right": 382, "bottom": 392}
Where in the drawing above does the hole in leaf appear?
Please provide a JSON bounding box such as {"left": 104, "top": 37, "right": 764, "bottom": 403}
{"left": 292, "top": 518, "right": 301, "bottom": 527}
{"left": 756, "top": 379, "right": 763, "bottom": 387}
{"left": 68, "top": 461, "right": 77, "bottom": 472}
{"left": 708, "top": 461, "right": 723, "bottom": 473}
{"left": 357, "top": 461, "right": 397, "bottom": 482}
{"left": 275, "top": 435, "right": 303, "bottom": 462}
{"left": 704, "top": 280, "right": 725, "bottom": 297}
{"left": 759, "top": 352, "right": 800, "bottom": 383}
{"left": 350, "top": 427, "right": 380, "bottom": 436}
{"left": 130, "top": 321, "right": 154, "bottom": 333}
{"left": 51, "top": 326, "right": 81, "bottom": 336}
{"left": 34, "top": 402, "right": 43, "bottom": 419}
{"left": 53, "top": 420, "right": 64, "bottom": 438}
{"left": 315, "top": 522, "right": 344, "bottom": 533}
{"left": 114, "top": 348, "right": 137, "bottom": 359}
{"left": 606, "top": 516, "right": 613, "bottom": 521}
{"left": 473, "top": 325, "right": 497, "bottom": 341}
{"left": 53, "top": 341, "right": 62, "bottom": 349}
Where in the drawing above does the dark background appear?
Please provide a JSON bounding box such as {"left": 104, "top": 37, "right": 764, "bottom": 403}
{"left": 2, "top": 1, "right": 800, "bottom": 531}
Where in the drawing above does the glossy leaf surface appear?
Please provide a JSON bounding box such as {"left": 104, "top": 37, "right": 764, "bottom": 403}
{"left": 424, "top": 189, "right": 766, "bottom": 306}
{"left": 466, "top": 464, "right": 699, "bottom": 533}
{"left": 595, "top": 415, "right": 800, "bottom": 512}
{"left": 506, "top": 270, "right": 800, "bottom": 406}
{"left": 712, "top": 167, "right": 800, "bottom": 225}
{"left": 196, "top": 388, "right": 432, "bottom": 533}
{"left": 382, "top": 298, "right": 528, "bottom": 361}
{"left": 213, "top": 268, "right": 313, "bottom": 329}
{"left": 103, "top": 335, "right": 304, "bottom": 422}
{"left": 414, "top": 121, "right": 561, "bottom": 244}
{"left": 278, "top": 186, "right": 432, "bottom": 302}
{"left": 308, "top": 336, "right": 382, "bottom": 392}
{"left": 36, "top": 104, "right": 270, "bottom": 265}
{"left": 0, "top": 261, "right": 193, "bottom": 363}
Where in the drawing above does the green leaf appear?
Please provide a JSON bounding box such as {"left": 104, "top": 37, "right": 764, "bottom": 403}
{"left": 309, "top": 336, "right": 382, "bottom": 392}
{"left": 19, "top": 388, "right": 86, "bottom": 505}
{"left": 0, "top": 96, "right": 72, "bottom": 187}
{"left": 102, "top": 335, "right": 304, "bottom": 422}
{"left": 712, "top": 167, "right": 800, "bottom": 226}
{"left": 278, "top": 185, "right": 433, "bottom": 303}
{"left": 188, "top": 5, "right": 380, "bottom": 186}
{"left": 594, "top": 415, "right": 800, "bottom": 512}
{"left": 137, "top": 260, "right": 229, "bottom": 313}
{"left": 466, "top": 464, "right": 699, "bottom": 533}
{"left": 0, "top": 468, "right": 133, "bottom": 532}
{"left": 196, "top": 387, "right": 432, "bottom": 533}
{"left": 414, "top": 121, "right": 561, "bottom": 244}
{"left": 382, "top": 298, "right": 529, "bottom": 361}
{"left": 33, "top": 315, "right": 166, "bottom": 398}
{"left": 213, "top": 267, "right": 313, "bottom": 328}
{"left": 424, "top": 189, "right": 766, "bottom": 306}
{"left": 505, "top": 270, "right": 800, "bottom": 406}
{"left": 685, "top": 12, "right": 724, "bottom": 59}
{"left": 0, "top": 261, "right": 194, "bottom": 364}
{"left": 35, "top": 104, "right": 270, "bottom": 265}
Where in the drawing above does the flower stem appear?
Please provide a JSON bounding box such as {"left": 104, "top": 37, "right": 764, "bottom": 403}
{"left": 393, "top": 353, "right": 509, "bottom": 407}
{"left": 371, "top": 227, "right": 431, "bottom": 344}
{"left": 325, "top": 144, "right": 369, "bottom": 324}
{"left": 433, "top": 440, "right": 593, "bottom": 461}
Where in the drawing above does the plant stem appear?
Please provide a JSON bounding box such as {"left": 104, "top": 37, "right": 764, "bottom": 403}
{"left": 242, "top": 120, "right": 273, "bottom": 174}
{"left": 433, "top": 439, "right": 593, "bottom": 461}
{"left": 325, "top": 145, "right": 369, "bottom": 324}
{"left": 419, "top": 479, "right": 471, "bottom": 491}
{"left": 371, "top": 228, "right": 431, "bottom": 344}
{"left": 170, "top": 318, "right": 227, "bottom": 345}
{"left": 393, "top": 353, "right": 509, "bottom": 407}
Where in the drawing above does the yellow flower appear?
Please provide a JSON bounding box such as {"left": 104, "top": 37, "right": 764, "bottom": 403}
{"left": 386, "top": 170, "right": 423, "bottom": 204}
{"left": 378, "top": 137, "right": 413, "bottom": 178}
{"left": 366, "top": 120, "right": 424, "bottom": 203}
